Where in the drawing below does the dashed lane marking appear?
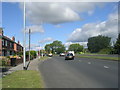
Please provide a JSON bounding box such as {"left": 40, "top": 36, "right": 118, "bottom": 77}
{"left": 104, "top": 66, "right": 109, "bottom": 69}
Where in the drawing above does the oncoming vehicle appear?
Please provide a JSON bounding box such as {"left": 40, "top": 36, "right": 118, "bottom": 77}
{"left": 48, "top": 53, "right": 53, "bottom": 57}
{"left": 59, "top": 53, "right": 65, "bottom": 56}
{"left": 65, "top": 53, "right": 74, "bottom": 60}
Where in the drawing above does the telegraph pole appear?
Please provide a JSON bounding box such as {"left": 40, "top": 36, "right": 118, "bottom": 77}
{"left": 29, "top": 29, "right": 31, "bottom": 62}
{"left": 23, "top": 2, "right": 26, "bottom": 70}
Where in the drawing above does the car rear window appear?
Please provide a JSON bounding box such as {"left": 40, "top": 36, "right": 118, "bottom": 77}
{"left": 67, "top": 53, "right": 73, "bottom": 56}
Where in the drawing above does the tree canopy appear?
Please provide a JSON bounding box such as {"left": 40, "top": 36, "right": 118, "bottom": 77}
{"left": 68, "top": 43, "right": 83, "bottom": 53}
{"left": 87, "top": 35, "right": 111, "bottom": 53}
{"left": 114, "top": 33, "right": 120, "bottom": 54}
{"left": 45, "top": 40, "right": 65, "bottom": 54}
{"left": 26, "top": 50, "right": 37, "bottom": 59}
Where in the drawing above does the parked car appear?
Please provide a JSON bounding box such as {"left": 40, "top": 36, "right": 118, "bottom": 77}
{"left": 65, "top": 53, "right": 74, "bottom": 60}
{"left": 59, "top": 53, "right": 65, "bottom": 56}
{"left": 48, "top": 53, "right": 53, "bottom": 57}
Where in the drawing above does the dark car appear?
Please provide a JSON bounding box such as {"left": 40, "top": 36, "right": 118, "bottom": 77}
{"left": 65, "top": 53, "right": 74, "bottom": 60}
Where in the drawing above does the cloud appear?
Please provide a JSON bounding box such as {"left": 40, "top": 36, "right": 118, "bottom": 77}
{"left": 25, "top": 25, "right": 44, "bottom": 33}
{"left": 26, "top": 44, "right": 43, "bottom": 51}
{"left": 67, "top": 12, "right": 118, "bottom": 43}
{"left": 3, "top": 0, "right": 120, "bottom": 2}
{"left": 39, "top": 37, "right": 54, "bottom": 43}
{"left": 54, "top": 24, "right": 61, "bottom": 28}
{"left": 20, "top": 2, "right": 104, "bottom": 24}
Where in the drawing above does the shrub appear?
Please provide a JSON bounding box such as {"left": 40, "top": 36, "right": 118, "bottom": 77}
{"left": 0, "top": 57, "right": 10, "bottom": 66}
{"left": 98, "top": 48, "right": 112, "bottom": 54}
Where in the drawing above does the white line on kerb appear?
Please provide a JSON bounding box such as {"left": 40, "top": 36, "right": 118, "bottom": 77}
{"left": 104, "top": 66, "right": 109, "bottom": 69}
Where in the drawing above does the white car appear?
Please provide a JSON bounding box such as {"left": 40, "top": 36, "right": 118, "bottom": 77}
{"left": 48, "top": 53, "right": 53, "bottom": 57}
{"left": 59, "top": 53, "right": 65, "bottom": 56}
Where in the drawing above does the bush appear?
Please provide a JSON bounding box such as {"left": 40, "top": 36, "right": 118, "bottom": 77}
{"left": 98, "top": 48, "right": 112, "bottom": 54}
{"left": 79, "top": 52, "right": 84, "bottom": 54}
{"left": 0, "top": 57, "right": 10, "bottom": 66}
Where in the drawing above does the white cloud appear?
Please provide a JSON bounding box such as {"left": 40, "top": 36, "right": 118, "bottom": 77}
{"left": 67, "top": 12, "right": 118, "bottom": 43}
{"left": 3, "top": 0, "right": 120, "bottom": 2}
{"left": 20, "top": 2, "right": 104, "bottom": 24}
{"left": 25, "top": 25, "right": 44, "bottom": 33}
{"left": 54, "top": 24, "right": 61, "bottom": 28}
{"left": 39, "top": 37, "right": 54, "bottom": 43}
{"left": 26, "top": 44, "right": 43, "bottom": 51}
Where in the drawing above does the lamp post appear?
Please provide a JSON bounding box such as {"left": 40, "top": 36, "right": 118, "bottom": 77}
{"left": 29, "top": 29, "right": 31, "bottom": 62}
{"left": 23, "top": 2, "right": 26, "bottom": 70}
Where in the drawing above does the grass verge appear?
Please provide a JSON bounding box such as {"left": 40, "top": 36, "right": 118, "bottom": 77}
{"left": 77, "top": 55, "right": 118, "bottom": 61}
{"left": 2, "top": 70, "right": 44, "bottom": 88}
{"left": 38, "top": 56, "right": 48, "bottom": 61}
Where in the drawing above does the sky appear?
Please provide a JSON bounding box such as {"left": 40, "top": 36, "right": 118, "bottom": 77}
{"left": 2, "top": 2, "right": 118, "bottom": 50}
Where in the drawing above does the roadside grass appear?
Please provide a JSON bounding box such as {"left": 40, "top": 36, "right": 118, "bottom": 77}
{"left": 0, "top": 78, "right": 2, "bottom": 89}
{"left": 38, "top": 56, "right": 48, "bottom": 61}
{"left": 82, "top": 53, "right": 108, "bottom": 55}
{"left": 2, "top": 70, "right": 44, "bottom": 88}
{"left": 77, "top": 55, "right": 118, "bottom": 61}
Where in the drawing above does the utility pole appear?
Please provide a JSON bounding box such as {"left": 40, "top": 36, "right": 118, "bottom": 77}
{"left": 23, "top": 2, "right": 26, "bottom": 70}
{"left": 29, "top": 29, "right": 31, "bottom": 62}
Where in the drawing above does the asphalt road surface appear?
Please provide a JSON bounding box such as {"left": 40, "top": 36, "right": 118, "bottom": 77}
{"left": 38, "top": 56, "right": 118, "bottom": 88}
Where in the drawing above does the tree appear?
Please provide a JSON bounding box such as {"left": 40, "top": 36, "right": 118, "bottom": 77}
{"left": 114, "top": 33, "right": 120, "bottom": 54}
{"left": 87, "top": 35, "right": 111, "bottom": 53}
{"left": 51, "top": 40, "right": 65, "bottom": 54}
{"left": 45, "top": 44, "right": 51, "bottom": 53}
{"left": 44, "top": 40, "right": 65, "bottom": 54}
{"left": 68, "top": 43, "right": 83, "bottom": 53}
{"left": 26, "top": 50, "right": 37, "bottom": 59}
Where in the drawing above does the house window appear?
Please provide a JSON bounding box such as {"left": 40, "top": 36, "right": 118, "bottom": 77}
{"left": 10, "top": 42, "right": 12, "bottom": 48}
{"left": 5, "top": 40, "right": 7, "bottom": 46}
{"left": 2, "top": 39, "right": 4, "bottom": 46}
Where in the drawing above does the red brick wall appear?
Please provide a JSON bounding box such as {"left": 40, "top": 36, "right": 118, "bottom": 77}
{"left": 0, "top": 28, "right": 3, "bottom": 56}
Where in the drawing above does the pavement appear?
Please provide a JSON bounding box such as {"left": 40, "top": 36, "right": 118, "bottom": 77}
{"left": 2, "top": 57, "right": 40, "bottom": 77}
{"left": 39, "top": 56, "right": 118, "bottom": 88}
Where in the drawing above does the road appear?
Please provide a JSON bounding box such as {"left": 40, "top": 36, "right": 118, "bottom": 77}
{"left": 38, "top": 56, "right": 118, "bottom": 88}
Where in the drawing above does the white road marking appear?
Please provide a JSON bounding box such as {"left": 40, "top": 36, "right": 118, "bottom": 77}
{"left": 104, "top": 66, "right": 109, "bottom": 69}
{"left": 88, "top": 62, "right": 91, "bottom": 64}
{"left": 79, "top": 60, "right": 82, "bottom": 61}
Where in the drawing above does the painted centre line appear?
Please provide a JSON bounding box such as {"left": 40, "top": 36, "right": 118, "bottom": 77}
{"left": 104, "top": 66, "right": 109, "bottom": 69}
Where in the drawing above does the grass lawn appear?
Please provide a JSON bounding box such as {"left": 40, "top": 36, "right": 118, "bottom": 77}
{"left": 77, "top": 55, "right": 118, "bottom": 61}
{"left": 2, "top": 70, "right": 44, "bottom": 88}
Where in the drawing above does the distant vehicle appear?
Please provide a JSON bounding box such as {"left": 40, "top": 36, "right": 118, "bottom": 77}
{"left": 59, "top": 53, "right": 65, "bottom": 56}
{"left": 48, "top": 53, "right": 53, "bottom": 57}
{"left": 65, "top": 53, "right": 74, "bottom": 60}
{"left": 67, "top": 51, "right": 75, "bottom": 57}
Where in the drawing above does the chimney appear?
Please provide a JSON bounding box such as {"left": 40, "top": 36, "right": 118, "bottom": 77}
{"left": 18, "top": 41, "right": 20, "bottom": 44}
{"left": 12, "top": 36, "right": 15, "bottom": 41}
{"left": 0, "top": 28, "right": 3, "bottom": 36}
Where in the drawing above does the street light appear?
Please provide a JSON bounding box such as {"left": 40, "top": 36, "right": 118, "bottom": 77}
{"left": 29, "top": 29, "right": 31, "bottom": 62}
{"left": 23, "top": 2, "right": 26, "bottom": 70}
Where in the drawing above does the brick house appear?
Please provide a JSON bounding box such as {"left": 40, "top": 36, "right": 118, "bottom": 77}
{"left": 0, "top": 28, "right": 23, "bottom": 56}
